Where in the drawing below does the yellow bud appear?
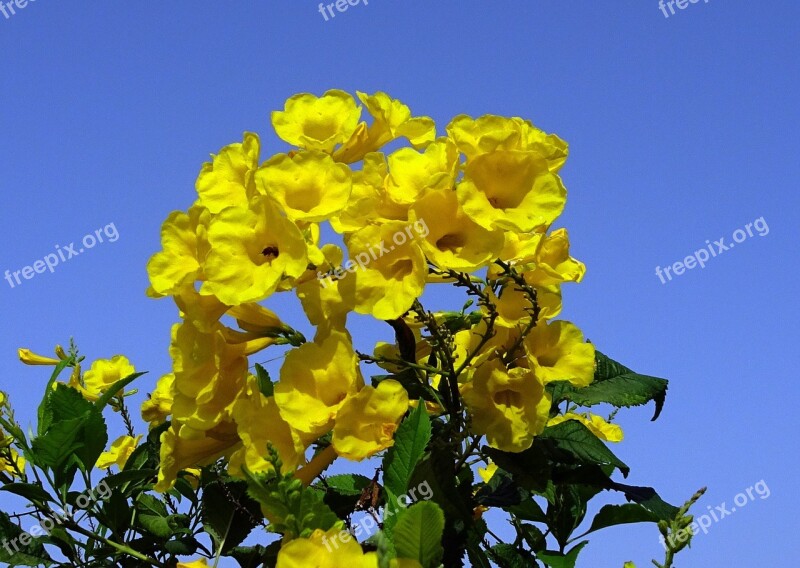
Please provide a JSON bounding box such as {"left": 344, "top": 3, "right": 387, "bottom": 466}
{"left": 55, "top": 345, "right": 68, "bottom": 360}
{"left": 18, "top": 348, "right": 61, "bottom": 366}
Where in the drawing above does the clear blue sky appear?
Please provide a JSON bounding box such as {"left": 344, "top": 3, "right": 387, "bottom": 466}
{"left": 1, "top": 1, "right": 798, "bottom": 566}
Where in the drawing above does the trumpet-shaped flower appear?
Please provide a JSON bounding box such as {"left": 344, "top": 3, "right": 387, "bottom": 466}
{"left": 523, "top": 228, "right": 586, "bottom": 286}
{"left": 256, "top": 151, "right": 352, "bottom": 222}
{"left": 274, "top": 331, "right": 363, "bottom": 437}
{"left": 228, "top": 375, "right": 310, "bottom": 477}
{"left": 334, "top": 91, "right": 436, "bottom": 163}
{"left": 201, "top": 196, "right": 308, "bottom": 305}
{"left": 141, "top": 373, "right": 175, "bottom": 428}
{"left": 195, "top": 132, "right": 261, "bottom": 213}
{"left": 155, "top": 421, "right": 241, "bottom": 493}
{"left": 384, "top": 138, "right": 458, "bottom": 205}
{"left": 330, "top": 152, "right": 408, "bottom": 233}
{"left": 523, "top": 321, "right": 595, "bottom": 387}
{"left": 457, "top": 150, "right": 566, "bottom": 232}
{"left": 345, "top": 221, "right": 427, "bottom": 320}
{"left": 17, "top": 348, "right": 61, "bottom": 366}
{"left": 169, "top": 322, "right": 248, "bottom": 432}
{"left": 332, "top": 379, "right": 409, "bottom": 460}
{"left": 409, "top": 189, "right": 503, "bottom": 272}
{"left": 462, "top": 359, "right": 551, "bottom": 452}
{"left": 96, "top": 435, "right": 142, "bottom": 470}
{"left": 71, "top": 355, "right": 136, "bottom": 402}
{"left": 272, "top": 90, "right": 362, "bottom": 153}
{"left": 147, "top": 204, "right": 211, "bottom": 296}
{"left": 276, "top": 528, "right": 378, "bottom": 568}
{"left": 447, "top": 114, "right": 568, "bottom": 172}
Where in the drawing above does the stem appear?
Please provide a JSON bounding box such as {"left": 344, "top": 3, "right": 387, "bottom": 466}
{"left": 63, "top": 520, "right": 166, "bottom": 567}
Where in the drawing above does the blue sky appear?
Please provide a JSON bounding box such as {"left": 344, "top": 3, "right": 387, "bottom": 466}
{"left": 1, "top": 1, "right": 798, "bottom": 566}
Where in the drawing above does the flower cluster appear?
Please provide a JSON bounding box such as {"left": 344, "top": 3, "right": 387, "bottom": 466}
{"left": 141, "top": 89, "right": 619, "bottom": 562}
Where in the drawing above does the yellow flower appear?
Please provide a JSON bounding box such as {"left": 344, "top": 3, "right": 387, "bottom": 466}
{"left": 256, "top": 151, "right": 352, "bottom": 222}
{"left": 332, "top": 379, "right": 409, "bottom": 461}
{"left": 547, "top": 413, "right": 624, "bottom": 443}
{"left": 462, "top": 360, "right": 551, "bottom": 453}
{"left": 345, "top": 221, "right": 427, "bottom": 320}
{"left": 96, "top": 435, "right": 142, "bottom": 470}
{"left": 147, "top": 204, "right": 211, "bottom": 296}
{"left": 446, "top": 114, "right": 568, "bottom": 172}
{"left": 409, "top": 189, "right": 503, "bottom": 272}
{"left": 457, "top": 150, "right": 566, "bottom": 232}
{"left": 17, "top": 348, "right": 61, "bottom": 366}
{"left": 177, "top": 559, "right": 210, "bottom": 568}
{"left": 296, "top": 246, "right": 357, "bottom": 340}
{"left": 274, "top": 331, "right": 363, "bottom": 437}
{"left": 384, "top": 138, "right": 458, "bottom": 205}
{"left": 330, "top": 152, "right": 409, "bottom": 233}
{"left": 276, "top": 528, "right": 378, "bottom": 568}
{"left": 486, "top": 282, "right": 562, "bottom": 328}
{"left": 169, "top": 322, "right": 248, "bottom": 432}
{"left": 201, "top": 196, "right": 308, "bottom": 305}
{"left": 72, "top": 355, "right": 136, "bottom": 402}
{"left": 334, "top": 91, "right": 436, "bottom": 163}
{"left": 523, "top": 321, "right": 595, "bottom": 387}
{"left": 172, "top": 287, "right": 229, "bottom": 332}
{"left": 155, "top": 421, "right": 241, "bottom": 493}
{"left": 141, "top": 373, "right": 175, "bottom": 429}
{"left": 272, "top": 90, "right": 362, "bottom": 153}
{"left": 524, "top": 228, "right": 585, "bottom": 286}
{"left": 195, "top": 132, "right": 261, "bottom": 213}
{"left": 0, "top": 446, "right": 25, "bottom": 479}
{"left": 228, "top": 375, "right": 310, "bottom": 477}
{"left": 478, "top": 462, "right": 499, "bottom": 484}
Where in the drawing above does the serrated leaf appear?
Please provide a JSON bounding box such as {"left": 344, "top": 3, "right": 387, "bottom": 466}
{"left": 254, "top": 364, "right": 274, "bottom": 397}
{"left": 393, "top": 501, "right": 444, "bottom": 568}
{"left": 202, "top": 479, "right": 261, "bottom": 554}
{"left": 539, "top": 421, "right": 629, "bottom": 476}
{"left": 31, "top": 417, "right": 85, "bottom": 469}
{"left": 552, "top": 352, "right": 668, "bottom": 420}
{"left": 383, "top": 403, "right": 432, "bottom": 497}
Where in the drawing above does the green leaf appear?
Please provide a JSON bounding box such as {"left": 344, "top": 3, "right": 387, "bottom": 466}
{"left": 73, "top": 409, "right": 108, "bottom": 472}
{"left": 202, "top": 479, "right": 262, "bottom": 554}
{"left": 0, "top": 482, "right": 55, "bottom": 505}
{"left": 0, "top": 511, "right": 54, "bottom": 566}
{"left": 551, "top": 352, "right": 668, "bottom": 420}
{"left": 539, "top": 420, "right": 629, "bottom": 476}
{"left": 94, "top": 372, "right": 147, "bottom": 411}
{"left": 254, "top": 364, "right": 274, "bottom": 397}
{"left": 579, "top": 503, "right": 660, "bottom": 537}
{"left": 383, "top": 403, "right": 432, "bottom": 497}
{"left": 31, "top": 416, "right": 86, "bottom": 469}
{"left": 538, "top": 541, "right": 588, "bottom": 568}
{"left": 322, "top": 474, "right": 374, "bottom": 519}
{"left": 393, "top": 501, "right": 445, "bottom": 568}
{"left": 104, "top": 469, "right": 159, "bottom": 494}
{"left": 488, "top": 543, "right": 537, "bottom": 568}
{"left": 37, "top": 357, "right": 73, "bottom": 436}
